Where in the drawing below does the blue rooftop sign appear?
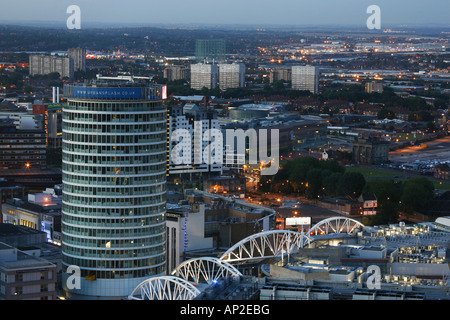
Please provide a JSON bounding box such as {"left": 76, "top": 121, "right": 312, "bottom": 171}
{"left": 72, "top": 87, "right": 142, "bottom": 99}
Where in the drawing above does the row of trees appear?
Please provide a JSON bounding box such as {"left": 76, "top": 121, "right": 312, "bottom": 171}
{"left": 364, "top": 177, "right": 435, "bottom": 225}
{"left": 259, "top": 157, "right": 366, "bottom": 199}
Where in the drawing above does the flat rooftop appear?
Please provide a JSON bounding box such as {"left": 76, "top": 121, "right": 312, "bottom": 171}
{"left": 0, "top": 223, "right": 44, "bottom": 237}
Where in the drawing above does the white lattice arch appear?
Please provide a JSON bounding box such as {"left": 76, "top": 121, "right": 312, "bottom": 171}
{"left": 219, "top": 230, "right": 313, "bottom": 263}
{"left": 308, "top": 217, "right": 364, "bottom": 236}
{"left": 128, "top": 276, "right": 201, "bottom": 300}
{"left": 171, "top": 257, "right": 242, "bottom": 285}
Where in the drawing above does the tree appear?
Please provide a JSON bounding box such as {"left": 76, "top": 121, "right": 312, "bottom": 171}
{"left": 322, "top": 172, "right": 344, "bottom": 196}
{"left": 305, "top": 168, "right": 323, "bottom": 199}
{"left": 23, "top": 85, "right": 34, "bottom": 93}
{"left": 400, "top": 178, "right": 434, "bottom": 213}
{"left": 364, "top": 179, "right": 402, "bottom": 205}
{"left": 375, "top": 201, "right": 399, "bottom": 225}
{"left": 338, "top": 172, "right": 366, "bottom": 198}
{"left": 377, "top": 109, "right": 396, "bottom": 120}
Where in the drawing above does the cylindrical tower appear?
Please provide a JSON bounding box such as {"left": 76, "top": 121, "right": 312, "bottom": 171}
{"left": 61, "top": 79, "right": 167, "bottom": 299}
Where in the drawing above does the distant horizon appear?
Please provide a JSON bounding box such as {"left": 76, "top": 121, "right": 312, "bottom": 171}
{"left": 1, "top": 19, "right": 449, "bottom": 31}
{"left": 1, "top": 0, "right": 449, "bottom": 30}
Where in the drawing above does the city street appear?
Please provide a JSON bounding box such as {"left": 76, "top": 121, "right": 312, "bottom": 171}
{"left": 389, "top": 136, "right": 450, "bottom": 163}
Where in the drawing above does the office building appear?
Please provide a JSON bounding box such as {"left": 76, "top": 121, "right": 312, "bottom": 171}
{"left": 228, "top": 103, "right": 282, "bottom": 120}
{"left": 0, "top": 241, "right": 57, "bottom": 300}
{"left": 292, "top": 65, "right": 319, "bottom": 94}
{"left": 163, "top": 65, "right": 187, "bottom": 81}
{"left": 222, "top": 113, "right": 328, "bottom": 156}
{"left": 218, "top": 62, "right": 245, "bottom": 90}
{"left": 61, "top": 77, "right": 167, "bottom": 299}
{"left": 29, "top": 54, "right": 74, "bottom": 78}
{"left": 67, "top": 47, "right": 86, "bottom": 73}
{"left": 0, "top": 180, "right": 27, "bottom": 207}
{"left": 168, "top": 103, "right": 222, "bottom": 176}
{"left": 203, "top": 175, "right": 245, "bottom": 196}
{"left": 32, "top": 101, "right": 63, "bottom": 148}
{"left": 0, "top": 99, "right": 44, "bottom": 131}
{"left": 190, "top": 63, "right": 218, "bottom": 90}
{"left": 0, "top": 118, "right": 46, "bottom": 170}
{"left": 195, "top": 39, "right": 226, "bottom": 62}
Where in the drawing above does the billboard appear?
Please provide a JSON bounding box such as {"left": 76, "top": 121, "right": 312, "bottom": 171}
{"left": 72, "top": 87, "right": 142, "bottom": 99}
{"left": 285, "top": 217, "right": 311, "bottom": 226}
{"left": 162, "top": 85, "right": 168, "bottom": 100}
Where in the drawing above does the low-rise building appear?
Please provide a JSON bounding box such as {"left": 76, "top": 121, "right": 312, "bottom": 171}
{"left": 359, "top": 193, "right": 378, "bottom": 216}
{"left": 203, "top": 175, "right": 245, "bottom": 197}
{"left": 352, "top": 137, "right": 390, "bottom": 165}
{"left": 1, "top": 186, "right": 62, "bottom": 245}
{"left": 165, "top": 189, "right": 276, "bottom": 273}
{"left": 0, "top": 241, "right": 57, "bottom": 300}
{"left": 434, "top": 164, "right": 450, "bottom": 180}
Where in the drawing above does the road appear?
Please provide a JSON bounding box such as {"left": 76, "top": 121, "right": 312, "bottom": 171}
{"left": 389, "top": 136, "right": 450, "bottom": 163}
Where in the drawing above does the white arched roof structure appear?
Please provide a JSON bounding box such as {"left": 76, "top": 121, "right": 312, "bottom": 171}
{"left": 128, "top": 276, "right": 201, "bottom": 300}
{"left": 219, "top": 230, "right": 313, "bottom": 263}
{"left": 308, "top": 217, "right": 364, "bottom": 236}
{"left": 172, "top": 257, "right": 242, "bottom": 285}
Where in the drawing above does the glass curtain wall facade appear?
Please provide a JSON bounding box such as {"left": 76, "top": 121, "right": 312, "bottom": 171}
{"left": 61, "top": 82, "right": 167, "bottom": 299}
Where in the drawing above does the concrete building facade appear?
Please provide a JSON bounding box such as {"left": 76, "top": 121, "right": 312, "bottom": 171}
{"left": 292, "top": 65, "right": 319, "bottom": 94}
{"left": 29, "top": 54, "right": 74, "bottom": 78}
{"left": 218, "top": 63, "right": 245, "bottom": 90}
{"left": 190, "top": 63, "right": 218, "bottom": 90}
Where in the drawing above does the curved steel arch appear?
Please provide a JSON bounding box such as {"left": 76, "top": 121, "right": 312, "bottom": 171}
{"left": 219, "top": 230, "right": 313, "bottom": 263}
{"left": 308, "top": 217, "right": 364, "bottom": 236}
{"left": 171, "top": 257, "right": 242, "bottom": 285}
{"left": 128, "top": 276, "right": 201, "bottom": 300}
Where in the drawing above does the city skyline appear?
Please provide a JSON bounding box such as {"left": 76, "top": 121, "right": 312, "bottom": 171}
{"left": 0, "top": 0, "right": 449, "bottom": 303}
{"left": 1, "top": 0, "right": 449, "bottom": 28}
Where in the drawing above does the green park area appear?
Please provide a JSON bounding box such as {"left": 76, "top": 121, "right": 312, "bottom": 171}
{"left": 344, "top": 166, "right": 398, "bottom": 179}
{"left": 346, "top": 165, "right": 450, "bottom": 190}
{"left": 260, "top": 157, "right": 449, "bottom": 225}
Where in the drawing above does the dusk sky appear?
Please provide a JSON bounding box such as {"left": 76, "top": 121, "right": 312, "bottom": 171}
{"left": 0, "top": 0, "right": 449, "bottom": 27}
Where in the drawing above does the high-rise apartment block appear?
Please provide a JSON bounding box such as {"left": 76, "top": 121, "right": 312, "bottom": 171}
{"left": 163, "top": 65, "right": 187, "bottom": 81}
{"left": 168, "top": 103, "right": 222, "bottom": 175}
{"left": 29, "top": 54, "right": 74, "bottom": 78}
{"left": 270, "top": 67, "right": 292, "bottom": 83}
{"left": 190, "top": 63, "right": 218, "bottom": 90}
{"left": 67, "top": 47, "right": 86, "bottom": 73}
{"left": 218, "top": 63, "right": 245, "bottom": 90}
{"left": 61, "top": 77, "right": 167, "bottom": 299}
{"left": 291, "top": 65, "right": 319, "bottom": 94}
